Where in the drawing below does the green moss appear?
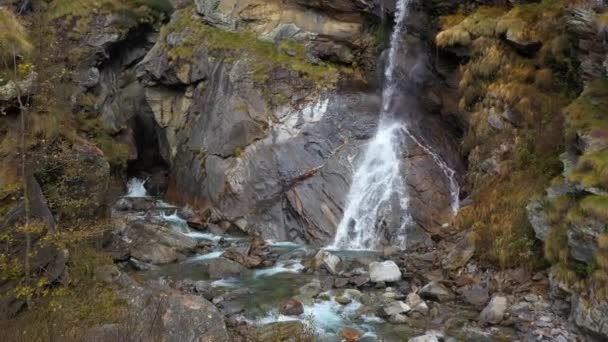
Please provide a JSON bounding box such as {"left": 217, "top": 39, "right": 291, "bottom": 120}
{"left": 162, "top": 8, "right": 342, "bottom": 89}
{"left": 579, "top": 195, "right": 608, "bottom": 222}
{"left": 93, "top": 135, "right": 130, "bottom": 171}
{"left": 565, "top": 78, "right": 608, "bottom": 134}
{"left": 569, "top": 150, "right": 608, "bottom": 190}
{"left": 49, "top": 0, "right": 173, "bottom": 20}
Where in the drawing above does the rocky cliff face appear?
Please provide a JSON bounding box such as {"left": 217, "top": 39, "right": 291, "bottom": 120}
{"left": 433, "top": 0, "right": 608, "bottom": 338}
{"left": 66, "top": 1, "right": 462, "bottom": 246}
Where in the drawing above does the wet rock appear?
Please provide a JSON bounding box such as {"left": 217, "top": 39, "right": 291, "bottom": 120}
{"left": 223, "top": 247, "right": 263, "bottom": 268}
{"left": 299, "top": 279, "right": 322, "bottom": 298}
{"left": 280, "top": 299, "right": 304, "bottom": 316}
{"left": 406, "top": 292, "right": 429, "bottom": 315}
{"left": 349, "top": 274, "right": 370, "bottom": 288}
{"left": 334, "top": 277, "right": 349, "bottom": 288}
{"left": 194, "top": 281, "right": 215, "bottom": 300}
{"left": 109, "top": 220, "right": 197, "bottom": 264}
{"left": 340, "top": 327, "right": 363, "bottom": 342}
{"left": 201, "top": 257, "right": 251, "bottom": 279}
{"left": 257, "top": 321, "right": 306, "bottom": 341}
{"left": 379, "top": 301, "right": 411, "bottom": 317}
{"left": 479, "top": 295, "right": 508, "bottom": 325}
{"left": 313, "top": 249, "right": 342, "bottom": 275}
{"left": 369, "top": 261, "right": 402, "bottom": 283}
{"left": 419, "top": 282, "right": 455, "bottom": 302}
{"left": 408, "top": 330, "right": 445, "bottom": 342}
{"left": 217, "top": 300, "right": 244, "bottom": 316}
{"left": 383, "top": 245, "right": 401, "bottom": 258}
{"left": 336, "top": 294, "right": 352, "bottom": 305}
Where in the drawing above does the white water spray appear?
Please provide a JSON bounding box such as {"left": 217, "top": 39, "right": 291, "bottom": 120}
{"left": 331, "top": 0, "right": 459, "bottom": 250}
{"left": 126, "top": 178, "right": 148, "bottom": 197}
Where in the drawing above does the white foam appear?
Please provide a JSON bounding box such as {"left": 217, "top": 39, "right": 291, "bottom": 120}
{"left": 253, "top": 260, "right": 304, "bottom": 278}
{"left": 211, "top": 278, "right": 241, "bottom": 288}
{"left": 125, "top": 178, "right": 148, "bottom": 197}
{"left": 188, "top": 251, "right": 224, "bottom": 262}
{"left": 265, "top": 240, "right": 304, "bottom": 248}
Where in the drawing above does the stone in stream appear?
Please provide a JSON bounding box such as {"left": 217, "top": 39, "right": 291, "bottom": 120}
{"left": 379, "top": 301, "right": 411, "bottom": 317}
{"left": 313, "top": 249, "right": 342, "bottom": 275}
{"left": 479, "top": 295, "right": 508, "bottom": 324}
{"left": 408, "top": 330, "right": 445, "bottom": 342}
{"left": 340, "top": 327, "right": 363, "bottom": 342}
{"left": 201, "top": 257, "right": 251, "bottom": 279}
{"left": 349, "top": 274, "right": 370, "bottom": 287}
{"left": 369, "top": 260, "right": 402, "bottom": 282}
{"left": 419, "top": 282, "right": 455, "bottom": 302}
{"left": 406, "top": 292, "right": 429, "bottom": 315}
{"left": 194, "top": 280, "right": 215, "bottom": 300}
{"left": 280, "top": 299, "right": 304, "bottom": 316}
{"left": 334, "top": 277, "right": 349, "bottom": 288}
{"left": 335, "top": 294, "right": 352, "bottom": 305}
{"left": 298, "top": 279, "right": 322, "bottom": 298}
{"left": 217, "top": 300, "right": 244, "bottom": 316}
{"left": 222, "top": 247, "right": 263, "bottom": 268}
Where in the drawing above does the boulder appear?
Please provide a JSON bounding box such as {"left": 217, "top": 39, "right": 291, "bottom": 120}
{"left": 460, "top": 284, "right": 489, "bottom": 309}
{"left": 406, "top": 292, "right": 429, "bottom": 315}
{"left": 334, "top": 277, "right": 349, "bottom": 288}
{"left": 408, "top": 330, "right": 445, "bottom": 342}
{"left": 314, "top": 249, "right": 342, "bottom": 275}
{"left": 119, "top": 280, "right": 230, "bottom": 342}
{"left": 419, "top": 282, "right": 455, "bottom": 302}
{"left": 201, "top": 257, "right": 251, "bottom": 279}
{"left": 298, "top": 279, "right": 322, "bottom": 298}
{"left": 340, "top": 327, "right": 363, "bottom": 342}
{"left": 479, "top": 295, "right": 508, "bottom": 325}
{"left": 369, "top": 261, "right": 402, "bottom": 283}
{"left": 349, "top": 274, "right": 370, "bottom": 287}
{"left": 280, "top": 299, "right": 304, "bottom": 316}
{"left": 222, "top": 247, "right": 263, "bottom": 268}
{"left": 109, "top": 220, "right": 197, "bottom": 264}
{"left": 194, "top": 281, "right": 215, "bottom": 300}
{"left": 379, "top": 301, "right": 411, "bottom": 317}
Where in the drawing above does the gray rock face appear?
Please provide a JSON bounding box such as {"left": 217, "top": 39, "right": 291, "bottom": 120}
{"left": 479, "top": 295, "right": 508, "bottom": 325}
{"left": 567, "top": 217, "right": 603, "bottom": 264}
{"left": 570, "top": 296, "right": 608, "bottom": 339}
{"left": 94, "top": 4, "right": 461, "bottom": 248}
{"left": 369, "top": 261, "right": 402, "bottom": 282}
{"left": 526, "top": 200, "right": 551, "bottom": 242}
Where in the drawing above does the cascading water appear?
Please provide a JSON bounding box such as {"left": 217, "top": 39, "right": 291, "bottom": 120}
{"left": 331, "top": 0, "right": 459, "bottom": 250}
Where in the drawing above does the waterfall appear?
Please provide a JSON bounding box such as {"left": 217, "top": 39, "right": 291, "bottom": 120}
{"left": 331, "top": 0, "right": 459, "bottom": 250}
{"left": 126, "top": 178, "right": 149, "bottom": 197}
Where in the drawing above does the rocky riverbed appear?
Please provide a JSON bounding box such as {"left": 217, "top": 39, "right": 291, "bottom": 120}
{"left": 93, "top": 180, "right": 587, "bottom": 341}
